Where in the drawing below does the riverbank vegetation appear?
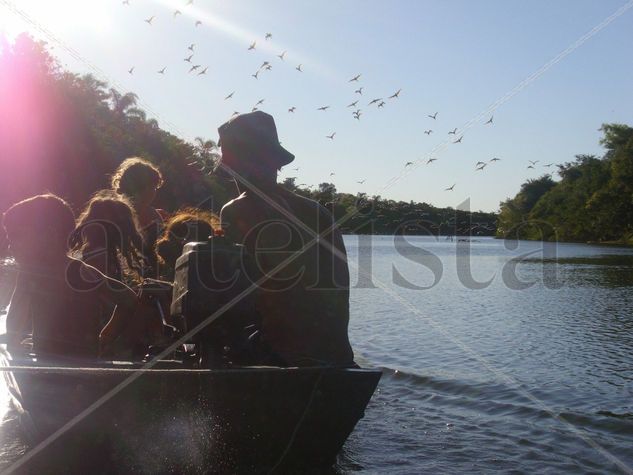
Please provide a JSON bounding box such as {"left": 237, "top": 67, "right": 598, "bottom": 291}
{"left": 497, "top": 124, "right": 633, "bottom": 244}
{"left": 0, "top": 34, "right": 496, "bottom": 242}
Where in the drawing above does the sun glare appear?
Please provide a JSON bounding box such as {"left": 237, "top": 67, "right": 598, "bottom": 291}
{"left": 0, "top": 0, "right": 113, "bottom": 40}
{"left": 153, "top": 0, "right": 337, "bottom": 80}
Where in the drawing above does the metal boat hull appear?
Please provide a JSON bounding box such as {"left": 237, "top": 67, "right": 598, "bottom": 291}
{"left": 1, "top": 355, "right": 380, "bottom": 473}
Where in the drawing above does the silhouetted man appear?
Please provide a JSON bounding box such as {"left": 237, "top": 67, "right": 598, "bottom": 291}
{"left": 216, "top": 111, "right": 354, "bottom": 367}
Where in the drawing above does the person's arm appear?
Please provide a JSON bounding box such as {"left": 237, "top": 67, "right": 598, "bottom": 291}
{"left": 87, "top": 268, "right": 139, "bottom": 357}
{"left": 220, "top": 198, "right": 245, "bottom": 244}
{"left": 5, "top": 274, "right": 32, "bottom": 349}
{"left": 318, "top": 204, "right": 350, "bottom": 290}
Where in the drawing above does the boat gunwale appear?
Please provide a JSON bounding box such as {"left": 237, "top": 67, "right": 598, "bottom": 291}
{"left": 0, "top": 360, "right": 382, "bottom": 376}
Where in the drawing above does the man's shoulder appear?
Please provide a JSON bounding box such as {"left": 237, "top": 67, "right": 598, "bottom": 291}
{"left": 281, "top": 188, "right": 328, "bottom": 214}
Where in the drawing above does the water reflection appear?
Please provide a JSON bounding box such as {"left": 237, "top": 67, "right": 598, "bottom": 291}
{"left": 523, "top": 255, "right": 633, "bottom": 287}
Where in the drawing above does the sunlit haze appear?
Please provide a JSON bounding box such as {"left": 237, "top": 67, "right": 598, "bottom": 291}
{"left": 1, "top": 0, "right": 632, "bottom": 211}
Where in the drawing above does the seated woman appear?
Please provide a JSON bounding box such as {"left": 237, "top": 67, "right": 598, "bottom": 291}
{"left": 110, "top": 157, "right": 166, "bottom": 278}
{"left": 2, "top": 194, "right": 138, "bottom": 359}
{"left": 155, "top": 208, "right": 218, "bottom": 281}
{"left": 70, "top": 190, "right": 146, "bottom": 283}
{"left": 71, "top": 191, "right": 175, "bottom": 357}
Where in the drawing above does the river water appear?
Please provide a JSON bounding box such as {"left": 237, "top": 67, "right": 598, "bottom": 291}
{"left": 1, "top": 236, "right": 632, "bottom": 474}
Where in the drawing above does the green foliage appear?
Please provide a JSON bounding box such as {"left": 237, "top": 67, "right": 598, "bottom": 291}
{"left": 498, "top": 124, "right": 633, "bottom": 243}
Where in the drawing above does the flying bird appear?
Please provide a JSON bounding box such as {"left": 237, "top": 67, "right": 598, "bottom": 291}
{"left": 252, "top": 71, "right": 260, "bottom": 79}
{"left": 296, "top": 64, "right": 303, "bottom": 72}
{"left": 476, "top": 163, "right": 487, "bottom": 171}
{"left": 188, "top": 64, "right": 200, "bottom": 73}
{"left": 349, "top": 74, "right": 361, "bottom": 82}
{"left": 184, "top": 54, "right": 193, "bottom": 62}
{"left": 528, "top": 160, "right": 539, "bottom": 165}
{"left": 378, "top": 101, "right": 386, "bottom": 108}
{"left": 424, "top": 130, "right": 432, "bottom": 135}
{"left": 317, "top": 106, "right": 330, "bottom": 111}
{"left": 128, "top": 67, "right": 134, "bottom": 74}
{"left": 277, "top": 51, "right": 286, "bottom": 60}
{"left": 248, "top": 41, "right": 256, "bottom": 51}
{"left": 329, "top": 172, "right": 335, "bottom": 176}
{"left": 259, "top": 61, "right": 270, "bottom": 70}
{"left": 188, "top": 44, "right": 196, "bottom": 52}
{"left": 428, "top": 112, "right": 438, "bottom": 120}
{"left": 490, "top": 157, "right": 501, "bottom": 162}
{"left": 453, "top": 136, "right": 463, "bottom": 144}
{"left": 353, "top": 111, "right": 362, "bottom": 120}
{"left": 355, "top": 87, "right": 363, "bottom": 95}
{"left": 288, "top": 107, "right": 296, "bottom": 113}
{"left": 326, "top": 132, "right": 336, "bottom": 140}
{"left": 445, "top": 184, "right": 456, "bottom": 191}
{"left": 195, "top": 20, "right": 202, "bottom": 27}
{"left": 157, "top": 67, "right": 166, "bottom": 74}
{"left": 388, "top": 89, "right": 401, "bottom": 99}
{"left": 485, "top": 115, "right": 494, "bottom": 125}
{"left": 197, "top": 67, "right": 208, "bottom": 75}
{"left": 224, "top": 91, "right": 234, "bottom": 100}
{"left": 405, "top": 162, "right": 414, "bottom": 167}
{"left": 427, "top": 158, "right": 437, "bottom": 164}
{"left": 255, "top": 99, "right": 265, "bottom": 106}
{"left": 448, "top": 128, "right": 457, "bottom": 135}
{"left": 347, "top": 100, "right": 358, "bottom": 108}
{"left": 357, "top": 179, "right": 366, "bottom": 184}
{"left": 173, "top": 9, "right": 181, "bottom": 17}
{"left": 251, "top": 107, "right": 259, "bottom": 112}
{"left": 368, "top": 98, "right": 382, "bottom": 105}
{"left": 145, "top": 16, "right": 155, "bottom": 25}
{"left": 543, "top": 163, "right": 554, "bottom": 167}
{"left": 527, "top": 165, "right": 535, "bottom": 169}
{"left": 264, "top": 64, "right": 272, "bottom": 71}
{"left": 265, "top": 33, "right": 272, "bottom": 40}
{"left": 475, "top": 161, "right": 485, "bottom": 167}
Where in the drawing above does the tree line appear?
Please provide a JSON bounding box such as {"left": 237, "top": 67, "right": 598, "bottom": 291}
{"left": 497, "top": 124, "right": 633, "bottom": 244}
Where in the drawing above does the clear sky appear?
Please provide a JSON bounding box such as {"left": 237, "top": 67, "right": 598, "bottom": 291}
{"left": 1, "top": 0, "right": 632, "bottom": 212}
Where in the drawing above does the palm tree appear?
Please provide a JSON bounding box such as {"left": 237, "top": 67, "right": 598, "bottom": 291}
{"left": 192, "top": 136, "right": 220, "bottom": 167}
{"left": 109, "top": 88, "right": 139, "bottom": 118}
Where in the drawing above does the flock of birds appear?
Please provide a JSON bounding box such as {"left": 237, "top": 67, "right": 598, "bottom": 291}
{"left": 120, "top": 0, "right": 550, "bottom": 194}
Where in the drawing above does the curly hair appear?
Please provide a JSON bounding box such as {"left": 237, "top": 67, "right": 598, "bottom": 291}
{"left": 71, "top": 190, "right": 147, "bottom": 280}
{"left": 155, "top": 208, "right": 218, "bottom": 280}
{"left": 111, "top": 157, "right": 164, "bottom": 197}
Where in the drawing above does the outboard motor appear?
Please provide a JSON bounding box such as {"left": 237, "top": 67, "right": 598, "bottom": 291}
{"left": 171, "top": 230, "right": 260, "bottom": 367}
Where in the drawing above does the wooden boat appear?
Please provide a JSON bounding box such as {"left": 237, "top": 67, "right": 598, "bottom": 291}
{"left": 1, "top": 350, "right": 381, "bottom": 473}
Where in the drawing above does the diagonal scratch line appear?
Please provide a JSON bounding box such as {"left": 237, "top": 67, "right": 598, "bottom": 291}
{"left": 374, "top": 0, "right": 633, "bottom": 194}
{"left": 223, "top": 166, "right": 633, "bottom": 472}
{"left": 1, "top": 215, "right": 332, "bottom": 474}
{"left": 2, "top": 0, "right": 632, "bottom": 471}
{"left": 357, "top": 250, "right": 633, "bottom": 474}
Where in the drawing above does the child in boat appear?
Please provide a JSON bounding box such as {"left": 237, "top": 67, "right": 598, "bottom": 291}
{"left": 71, "top": 191, "right": 176, "bottom": 357}
{"left": 2, "top": 194, "right": 138, "bottom": 359}
{"left": 70, "top": 190, "right": 146, "bottom": 284}
{"left": 155, "top": 208, "right": 218, "bottom": 281}
{"left": 111, "top": 157, "right": 166, "bottom": 277}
